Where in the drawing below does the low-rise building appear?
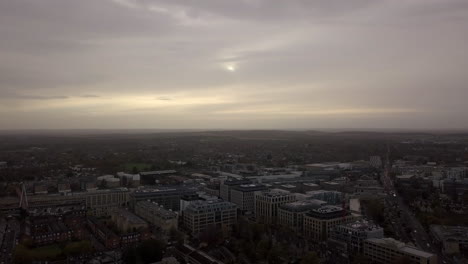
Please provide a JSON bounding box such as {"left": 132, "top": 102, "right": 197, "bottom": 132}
{"left": 87, "top": 217, "right": 150, "bottom": 249}
{"left": 204, "top": 183, "right": 220, "bottom": 197}
{"left": 27, "top": 188, "right": 129, "bottom": 217}
{"left": 139, "top": 170, "right": 177, "bottom": 185}
{"left": 82, "top": 188, "right": 130, "bottom": 216}
{"left": 117, "top": 172, "right": 141, "bottom": 187}
{"left": 172, "top": 244, "right": 225, "bottom": 264}
{"left": 33, "top": 183, "right": 48, "bottom": 194}
{"left": 363, "top": 238, "right": 437, "bottom": 264}
{"left": 135, "top": 201, "right": 178, "bottom": 233}
{"left": 306, "top": 190, "right": 343, "bottom": 205}
{"left": 183, "top": 199, "right": 237, "bottom": 235}
{"left": 329, "top": 219, "right": 383, "bottom": 254}
{"left": 131, "top": 187, "right": 197, "bottom": 211}
{"left": 57, "top": 182, "right": 71, "bottom": 193}
{"left": 27, "top": 216, "right": 72, "bottom": 245}
{"left": 105, "top": 177, "right": 121, "bottom": 188}
{"left": 112, "top": 208, "right": 148, "bottom": 233}
{"left": 430, "top": 225, "right": 468, "bottom": 254}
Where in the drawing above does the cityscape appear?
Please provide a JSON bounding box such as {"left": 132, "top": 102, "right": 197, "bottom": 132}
{"left": 0, "top": 131, "right": 467, "bottom": 263}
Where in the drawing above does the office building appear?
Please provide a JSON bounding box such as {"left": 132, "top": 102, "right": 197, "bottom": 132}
{"left": 303, "top": 205, "right": 354, "bottom": 242}
{"left": 329, "top": 219, "right": 383, "bottom": 254}
{"left": 183, "top": 199, "right": 237, "bottom": 235}
{"left": 220, "top": 178, "right": 252, "bottom": 201}
{"left": 139, "top": 170, "right": 177, "bottom": 185}
{"left": 430, "top": 225, "right": 468, "bottom": 254}
{"left": 255, "top": 190, "right": 297, "bottom": 224}
{"left": 230, "top": 184, "right": 267, "bottom": 213}
{"left": 117, "top": 172, "right": 141, "bottom": 187}
{"left": 370, "top": 156, "right": 383, "bottom": 168}
{"left": 203, "top": 183, "right": 220, "bottom": 197}
{"left": 364, "top": 238, "right": 437, "bottom": 264}
{"left": 81, "top": 188, "right": 130, "bottom": 216}
{"left": 306, "top": 190, "right": 343, "bottom": 205}
{"left": 278, "top": 199, "right": 327, "bottom": 233}
{"left": 131, "top": 187, "right": 197, "bottom": 211}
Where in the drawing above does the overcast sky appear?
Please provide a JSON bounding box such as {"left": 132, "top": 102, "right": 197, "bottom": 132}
{"left": 1, "top": 0, "right": 467, "bottom": 130}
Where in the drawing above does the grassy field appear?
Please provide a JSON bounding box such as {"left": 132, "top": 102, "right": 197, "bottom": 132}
{"left": 121, "top": 162, "right": 152, "bottom": 173}
{"left": 14, "top": 244, "right": 62, "bottom": 263}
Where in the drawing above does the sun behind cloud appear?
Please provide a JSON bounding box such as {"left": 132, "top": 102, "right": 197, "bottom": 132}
{"left": 225, "top": 65, "right": 236, "bottom": 72}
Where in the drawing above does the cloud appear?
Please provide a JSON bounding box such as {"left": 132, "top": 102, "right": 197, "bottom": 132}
{"left": 0, "top": 0, "right": 467, "bottom": 129}
{"left": 0, "top": 90, "right": 69, "bottom": 100}
{"left": 155, "top": 96, "right": 172, "bottom": 101}
{"left": 18, "top": 95, "right": 69, "bottom": 100}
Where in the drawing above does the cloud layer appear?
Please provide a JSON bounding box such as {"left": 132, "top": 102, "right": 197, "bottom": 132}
{"left": 1, "top": 0, "right": 467, "bottom": 129}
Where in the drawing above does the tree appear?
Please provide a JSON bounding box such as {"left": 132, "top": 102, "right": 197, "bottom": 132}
{"left": 199, "top": 225, "right": 223, "bottom": 245}
{"left": 139, "top": 239, "right": 166, "bottom": 263}
{"left": 394, "top": 256, "right": 412, "bottom": 264}
{"left": 256, "top": 238, "right": 271, "bottom": 260}
{"left": 352, "top": 253, "right": 371, "bottom": 264}
{"left": 361, "top": 199, "right": 385, "bottom": 224}
{"left": 122, "top": 246, "right": 138, "bottom": 264}
{"left": 63, "top": 240, "right": 92, "bottom": 255}
{"left": 169, "top": 227, "right": 184, "bottom": 244}
{"left": 267, "top": 245, "right": 287, "bottom": 264}
{"left": 13, "top": 245, "right": 34, "bottom": 264}
{"left": 300, "top": 252, "right": 319, "bottom": 264}
{"left": 123, "top": 239, "right": 166, "bottom": 264}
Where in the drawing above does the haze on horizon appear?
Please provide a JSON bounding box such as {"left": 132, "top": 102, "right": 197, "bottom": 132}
{"left": 1, "top": 0, "right": 468, "bottom": 130}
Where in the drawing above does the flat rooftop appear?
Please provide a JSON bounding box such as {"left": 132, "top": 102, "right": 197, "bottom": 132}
{"left": 280, "top": 199, "right": 326, "bottom": 212}
{"left": 231, "top": 183, "right": 267, "bottom": 192}
{"left": 366, "top": 238, "right": 435, "bottom": 258}
{"left": 341, "top": 219, "right": 382, "bottom": 231}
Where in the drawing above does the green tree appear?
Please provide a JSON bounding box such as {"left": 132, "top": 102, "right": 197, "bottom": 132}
{"left": 267, "top": 245, "right": 287, "bottom": 264}
{"left": 300, "top": 252, "right": 319, "bottom": 264}
{"left": 361, "top": 199, "right": 385, "bottom": 224}
{"left": 256, "top": 238, "right": 271, "bottom": 260}
{"left": 199, "top": 225, "right": 223, "bottom": 245}
{"left": 139, "top": 239, "right": 166, "bottom": 263}
{"left": 169, "top": 227, "right": 184, "bottom": 244}
{"left": 394, "top": 256, "right": 412, "bottom": 264}
{"left": 122, "top": 239, "right": 166, "bottom": 264}
{"left": 63, "top": 240, "right": 92, "bottom": 255}
{"left": 352, "top": 253, "right": 371, "bottom": 264}
{"left": 122, "top": 246, "right": 139, "bottom": 264}
{"left": 13, "top": 245, "right": 34, "bottom": 264}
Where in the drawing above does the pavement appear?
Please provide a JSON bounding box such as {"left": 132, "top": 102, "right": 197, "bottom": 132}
{"left": 381, "top": 149, "right": 451, "bottom": 264}
{"left": 0, "top": 219, "right": 18, "bottom": 264}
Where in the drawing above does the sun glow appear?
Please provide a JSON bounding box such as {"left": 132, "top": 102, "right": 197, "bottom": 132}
{"left": 225, "top": 65, "right": 236, "bottom": 72}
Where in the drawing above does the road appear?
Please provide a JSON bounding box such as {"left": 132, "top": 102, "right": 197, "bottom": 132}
{"left": 0, "top": 219, "right": 19, "bottom": 264}
{"left": 381, "top": 145, "right": 450, "bottom": 264}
